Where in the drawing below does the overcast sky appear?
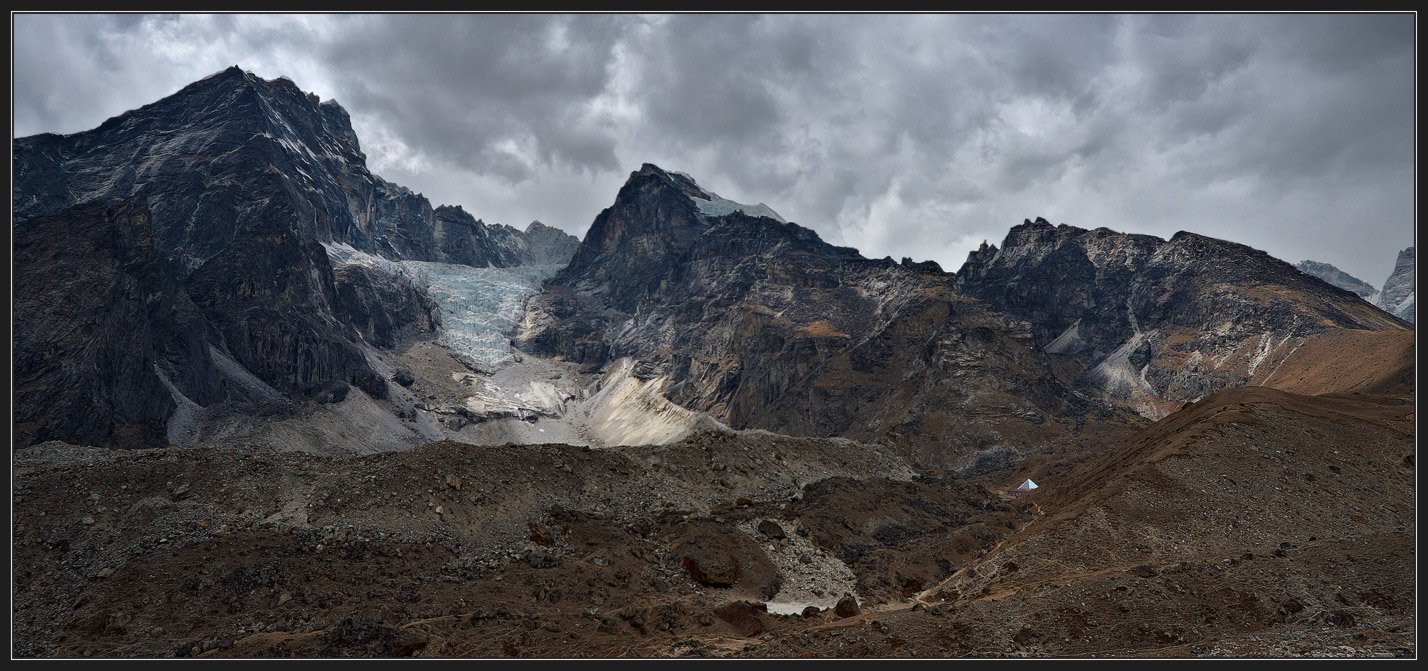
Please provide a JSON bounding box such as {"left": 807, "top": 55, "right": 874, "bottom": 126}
{"left": 13, "top": 13, "right": 1416, "bottom": 283}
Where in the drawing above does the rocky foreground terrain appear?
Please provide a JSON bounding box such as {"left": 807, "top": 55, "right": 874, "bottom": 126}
{"left": 12, "top": 328, "right": 1414, "bottom": 658}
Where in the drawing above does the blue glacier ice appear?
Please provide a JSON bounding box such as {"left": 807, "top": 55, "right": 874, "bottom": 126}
{"left": 404, "top": 261, "right": 564, "bottom": 369}
{"left": 321, "top": 242, "right": 563, "bottom": 369}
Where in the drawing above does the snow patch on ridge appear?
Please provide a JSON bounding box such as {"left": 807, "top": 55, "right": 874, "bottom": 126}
{"left": 321, "top": 241, "right": 407, "bottom": 276}
{"left": 691, "top": 194, "right": 787, "bottom": 223}
{"left": 667, "top": 170, "right": 788, "bottom": 223}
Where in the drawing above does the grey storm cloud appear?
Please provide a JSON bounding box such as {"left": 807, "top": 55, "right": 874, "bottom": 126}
{"left": 11, "top": 13, "right": 1415, "bottom": 285}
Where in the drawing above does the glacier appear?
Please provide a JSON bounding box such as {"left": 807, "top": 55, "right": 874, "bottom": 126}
{"left": 405, "top": 261, "right": 565, "bottom": 369}
{"left": 322, "top": 241, "right": 562, "bottom": 368}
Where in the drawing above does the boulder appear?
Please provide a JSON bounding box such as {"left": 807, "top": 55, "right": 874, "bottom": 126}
{"left": 712, "top": 601, "right": 767, "bottom": 637}
{"left": 757, "top": 520, "right": 787, "bottom": 540}
{"left": 669, "top": 520, "right": 782, "bottom": 598}
{"left": 834, "top": 594, "right": 860, "bottom": 618}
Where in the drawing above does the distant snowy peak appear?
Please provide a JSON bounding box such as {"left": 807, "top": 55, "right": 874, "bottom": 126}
{"left": 1295, "top": 260, "right": 1380, "bottom": 302}
{"left": 666, "top": 168, "right": 787, "bottom": 223}
{"left": 1374, "top": 247, "right": 1414, "bottom": 323}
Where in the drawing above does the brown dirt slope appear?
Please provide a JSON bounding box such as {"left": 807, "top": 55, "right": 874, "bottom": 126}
{"left": 952, "top": 385, "right": 1411, "bottom": 656}
{"left": 737, "top": 384, "right": 1414, "bottom": 657}
{"left": 1254, "top": 328, "right": 1415, "bottom": 397}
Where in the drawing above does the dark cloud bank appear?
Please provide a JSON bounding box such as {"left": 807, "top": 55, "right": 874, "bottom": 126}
{"left": 13, "top": 13, "right": 1415, "bottom": 284}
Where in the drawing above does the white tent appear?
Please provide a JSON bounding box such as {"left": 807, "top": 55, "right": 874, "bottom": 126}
{"left": 1015, "top": 479, "right": 1039, "bottom": 491}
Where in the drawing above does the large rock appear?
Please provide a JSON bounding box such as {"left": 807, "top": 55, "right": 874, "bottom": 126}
{"left": 757, "top": 520, "right": 787, "bottom": 540}
{"left": 669, "top": 520, "right": 782, "bottom": 599}
{"left": 834, "top": 594, "right": 861, "bottom": 618}
{"left": 711, "top": 601, "right": 768, "bottom": 637}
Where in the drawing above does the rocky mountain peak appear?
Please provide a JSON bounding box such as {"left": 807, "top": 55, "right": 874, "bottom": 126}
{"left": 559, "top": 164, "right": 846, "bottom": 310}
{"left": 522, "top": 173, "right": 1090, "bottom": 471}
{"left": 14, "top": 66, "right": 381, "bottom": 265}
{"left": 1295, "top": 260, "right": 1379, "bottom": 302}
{"left": 1375, "top": 246, "right": 1414, "bottom": 323}
{"left": 900, "top": 257, "right": 945, "bottom": 274}
{"left": 520, "top": 220, "right": 582, "bottom": 266}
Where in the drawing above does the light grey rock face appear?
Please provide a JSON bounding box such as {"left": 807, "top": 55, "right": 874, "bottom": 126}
{"left": 956, "top": 219, "right": 1410, "bottom": 418}
{"left": 522, "top": 221, "right": 581, "bottom": 266}
{"left": 1374, "top": 247, "right": 1414, "bottom": 323}
{"left": 1296, "top": 260, "right": 1379, "bottom": 302}
{"left": 520, "top": 164, "right": 1094, "bottom": 472}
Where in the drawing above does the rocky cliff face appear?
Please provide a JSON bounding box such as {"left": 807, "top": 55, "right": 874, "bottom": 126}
{"left": 1374, "top": 247, "right": 1414, "bottom": 323}
{"left": 331, "top": 263, "right": 441, "bottom": 350}
{"left": 520, "top": 165, "right": 1107, "bottom": 471}
{"left": 15, "top": 67, "right": 377, "bottom": 267}
{"left": 956, "top": 218, "right": 1409, "bottom": 418}
{"left": 1295, "top": 260, "right": 1379, "bottom": 302}
{"left": 12, "top": 199, "right": 282, "bottom": 449}
{"left": 11, "top": 67, "right": 564, "bottom": 449}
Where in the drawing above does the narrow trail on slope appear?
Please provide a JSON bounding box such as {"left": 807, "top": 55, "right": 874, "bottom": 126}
{"left": 911, "top": 501, "right": 1045, "bottom": 605}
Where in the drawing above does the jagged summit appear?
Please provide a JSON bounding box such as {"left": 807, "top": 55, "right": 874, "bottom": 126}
{"left": 13, "top": 66, "right": 577, "bottom": 270}
{"left": 14, "top": 66, "right": 379, "bottom": 264}
{"left": 559, "top": 164, "right": 855, "bottom": 312}
{"left": 1374, "top": 246, "right": 1415, "bottom": 323}
{"left": 634, "top": 162, "right": 787, "bottom": 223}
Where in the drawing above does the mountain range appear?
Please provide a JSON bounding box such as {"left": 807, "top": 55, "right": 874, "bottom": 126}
{"left": 10, "top": 67, "right": 1416, "bottom": 659}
